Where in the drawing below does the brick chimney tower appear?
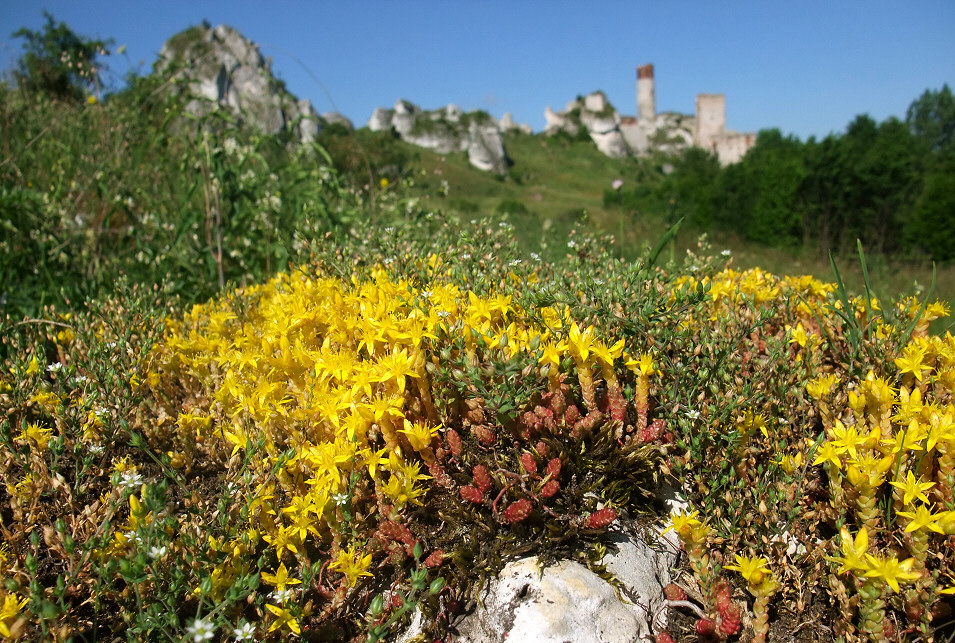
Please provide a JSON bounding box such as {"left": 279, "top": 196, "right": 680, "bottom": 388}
{"left": 637, "top": 64, "right": 655, "bottom": 122}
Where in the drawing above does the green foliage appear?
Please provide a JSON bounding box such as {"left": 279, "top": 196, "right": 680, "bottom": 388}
{"left": 906, "top": 83, "right": 955, "bottom": 153}
{"left": 0, "top": 78, "right": 360, "bottom": 319}
{"left": 10, "top": 12, "right": 112, "bottom": 102}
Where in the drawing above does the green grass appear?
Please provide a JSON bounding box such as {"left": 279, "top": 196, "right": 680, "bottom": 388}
{"left": 383, "top": 130, "right": 955, "bottom": 333}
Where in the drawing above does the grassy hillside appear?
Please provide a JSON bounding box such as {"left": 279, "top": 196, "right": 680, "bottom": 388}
{"left": 341, "top": 129, "right": 954, "bottom": 334}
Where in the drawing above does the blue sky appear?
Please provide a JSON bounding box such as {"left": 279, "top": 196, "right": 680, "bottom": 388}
{"left": 2, "top": 1, "right": 953, "bottom": 141}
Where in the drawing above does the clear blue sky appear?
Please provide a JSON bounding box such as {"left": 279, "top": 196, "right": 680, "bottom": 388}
{"left": 2, "top": 1, "right": 953, "bottom": 140}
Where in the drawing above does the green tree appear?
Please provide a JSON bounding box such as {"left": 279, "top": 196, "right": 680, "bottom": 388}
{"left": 11, "top": 12, "right": 112, "bottom": 101}
{"left": 906, "top": 84, "right": 955, "bottom": 154}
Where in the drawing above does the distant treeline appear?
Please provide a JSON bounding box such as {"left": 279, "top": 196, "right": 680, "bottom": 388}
{"left": 608, "top": 85, "right": 955, "bottom": 261}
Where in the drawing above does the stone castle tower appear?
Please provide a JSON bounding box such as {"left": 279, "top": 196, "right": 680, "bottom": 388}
{"left": 694, "top": 93, "right": 726, "bottom": 149}
{"left": 637, "top": 64, "right": 655, "bottom": 122}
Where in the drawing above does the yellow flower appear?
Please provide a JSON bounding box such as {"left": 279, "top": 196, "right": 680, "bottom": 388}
{"left": 812, "top": 441, "right": 843, "bottom": 469}
{"left": 863, "top": 554, "right": 921, "bottom": 593}
{"left": 0, "top": 592, "right": 28, "bottom": 637}
{"left": 806, "top": 374, "right": 840, "bottom": 399}
{"left": 894, "top": 343, "right": 932, "bottom": 382}
{"left": 25, "top": 355, "right": 39, "bottom": 375}
{"left": 400, "top": 419, "right": 440, "bottom": 452}
{"left": 261, "top": 562, "right": 302, "bottom": 592}
{"left": 889, "top": 470, "right": 935, "bottom": 507}
{"left": 329, "top": 545, "right": 373, "bottom": 587}
{"left": 265, "top": 603, "right": 301, "bottom": 634}
{"left": 724, "top": 554, "right": 771, "bottom": 586}
{"left": 17, "top": 422, "right": 53, "bottom": 450}
{"left": 828, "top": 526, "right": 870, "bottom": 575}
{"left": 896, "top": 503, "right": 946, "bottom": 534}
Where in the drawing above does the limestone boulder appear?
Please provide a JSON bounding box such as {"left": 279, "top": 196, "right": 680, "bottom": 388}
{"left": 399, "top": 517, "right": 680, "bottom": 643}
{"left": 156, "top": 24, "right": 321, "bottom": 144}
{"left": 364, "top": 100, "right": 509, "bottom": 173}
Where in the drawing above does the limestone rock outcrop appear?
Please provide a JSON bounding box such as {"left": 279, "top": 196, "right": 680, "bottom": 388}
{"left": 367, "top": 99, "right": 513, "bottom": 173}
{"left": 399, "top": 515, "right": 683, "bottom": 643}
{"left": 544, "top": 92, "right": 630, "bottom": 158}
{"left": 156, "top": 24, "right": 322, "bottom": 143}
{"left": 546, "top": 90, "right": 699, "bottom": 159}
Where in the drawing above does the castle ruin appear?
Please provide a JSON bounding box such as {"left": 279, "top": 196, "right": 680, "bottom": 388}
{"left": 625, "top": 63, "right": 756, "bottom": 164}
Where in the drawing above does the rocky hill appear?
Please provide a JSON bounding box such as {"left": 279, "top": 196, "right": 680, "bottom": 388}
{"left": 155, "top": 24, "right": 353, "bottom": 143}
{"left": 367, "top": 99, "right": 523, "bottom": 174}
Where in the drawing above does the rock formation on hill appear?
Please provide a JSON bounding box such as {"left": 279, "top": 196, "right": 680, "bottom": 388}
{"left": 545, "top": 90, "right": 695, "bottom": 159}
{"left": 156, "top": 24, "right": 353, "bottom": 143}
{"left": 367, "top": 99, "right": 517, "bottom": 174}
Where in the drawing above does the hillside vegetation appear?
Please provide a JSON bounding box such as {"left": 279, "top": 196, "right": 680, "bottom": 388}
{"left": 2, "top": 17, "right": 955, "bottom": 643}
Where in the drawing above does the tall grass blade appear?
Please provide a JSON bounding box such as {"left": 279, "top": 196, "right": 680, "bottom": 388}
{"left": 645, "top": 217, "right": 683, "bottom": 270}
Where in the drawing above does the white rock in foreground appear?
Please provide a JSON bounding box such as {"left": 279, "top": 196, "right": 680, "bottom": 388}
{"left": 400, "top": 519, "right": 680, "bottom": 642}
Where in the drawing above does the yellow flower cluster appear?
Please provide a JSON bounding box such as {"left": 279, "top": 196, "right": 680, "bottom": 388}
{"left": 146, "top": 257, "right": 641, "bottom": 631}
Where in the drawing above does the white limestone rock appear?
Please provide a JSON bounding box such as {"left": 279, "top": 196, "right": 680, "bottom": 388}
{"left": 544, "top": 106, "right": 580, "bottom": 136}
{"left": 364, "top": 100, "right": 509, "bottom": 173}
{"left": 156, "top": 24, "right": 320, "bottom": 144}
{"left": 590, "top": 129, "right": 631, "bottom": 158}
{"left": 429, "top": 520, "right": 679, "bottom": 643}
{"left": 367, "top": 107, "right": 393, "bottom": 131}
{"left": 467, "top": 121, "right": 508, "bottom": 173}
{"left": 322, "top": 111, "right": 354, "bottom": 130}
{"left": 499, "top": 112, "right": 532, "bottom": 134}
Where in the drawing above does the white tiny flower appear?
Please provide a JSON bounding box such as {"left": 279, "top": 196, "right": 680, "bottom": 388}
{"left": 530, "top": 252, "right": 541, "bottom": 262}
{"left": 71, "top": 375, "right": 88, "bottom": 385}
{"left": 271, "top": 587, "right": 294, "bottom": 603}
{"left": 187, "top": 618, "right": 216, "bottom": 642}
{"left": 119, "top": 470, "right": 144, "bottom": 490}
{"left": 509, "top": 259, "right": 522, "bottom": 266}
{"left": 720, "top": 249, "right": 732, "bottom": 256}
{"left": 567, "top": 240, "right": 577, "bottom": 249}
{"left": 437, "top": 310, "right": 450, "bottom": 319}
{"left": 461, "top": 253, "right": 471, "bottom": 260}
{"left": 420, "top": 291, "right": 432, "bottom": 299}
{"left": 233, "top": 621, "right": 256, "bottom": 641}
{"left": 47, "top": 362, "right": 63, "bottom": 373}
{"left": 685, "top": 409, "right": 701, "bottom": 421}
{"left": 88, "top": 443, "right": 104, "bottom": 455}
{"left": 594, "top": 279, "right": 604, "bottom": 286}
{"left": 332, "top": 491, "right": 349, "bottom": 506}
{"left": 148, "top": 545, "right": 167, "bottom": 559}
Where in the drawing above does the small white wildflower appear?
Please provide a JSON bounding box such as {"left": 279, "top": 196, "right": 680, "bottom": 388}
{"left": 119, "top": 470, "right": 144, "bottom": 490}
{"left": 721, "top": 249, "right": 732, "bottom": 257}
{"left": 509, "top": 259, "right": 522, "bottom": 266}
{"left": 233, "top": 621, "right": 255, "bottom": 641}
{"left": 71, "top": 375, "right": 88, "bottom": 385}
{"left": 187, "top": 618, "right": 216, "bottom": 642}
{"left": 567, "top": 240, "right": 578, "bottom": 249}
{"left": 271, "top": 587, "right": 294, "bottom": 603}
{"left": 107, "top": 341, "right": 117, "bottom": 349}
{"left": 461, "top": 253, "right": 471, "bottom": 260}
{"left": 685, "top": 409, "right": 701, "bottom": 421}
{"left": 530, "top": 252, "right": 541, "bottom": 262}
{"left": 384, "top": 227, "right": 394, "bottom": 234}
{"left": 594, "top": 279, "right": 604, "bottom": 286}
{"left": 332, "top": 491, "right": 349, "bottom": 506}
{"left": 88, "top": 443, "right": 104, "bottom": 455}
{"left": 437, "top": 310, "right": 451, "bottom": 319}
{"left": 420, "top": 290, "right": 432, "bottom": 299}
{"left": 47, "top": 362, "right": 63, "bottom": 373}
{"left": 148, "top": 545, "right": 167, "bottom": 559}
